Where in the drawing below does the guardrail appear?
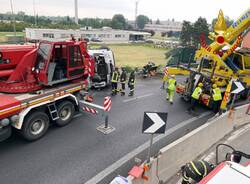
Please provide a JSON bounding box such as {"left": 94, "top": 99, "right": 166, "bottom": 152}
{"left": 122, "top": 104, "right": 250, "bottom": 184}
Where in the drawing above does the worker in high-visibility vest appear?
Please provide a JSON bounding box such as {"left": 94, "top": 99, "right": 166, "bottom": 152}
{"left": 161, "top": 66, "right": 169, "bottom": 89}
{"left": 120, "top": 67, "right": 127, "bottom": 96}
{"left": 111, "top": 67, "right": 120, "bottom": 95}
{"left": 187, "top": 83, "right": 203, "bottom": 113}
{"left": 166, "top": 75, "right": 176, "bottom": 105}
{"left": 128, "top": 70, "right": 135, "bottom": 96}
{"left": 181, "top": 160, "right": 214, "bottom": 184}
{"left": 212, "top": 84, "right": 222, "bottom": 113}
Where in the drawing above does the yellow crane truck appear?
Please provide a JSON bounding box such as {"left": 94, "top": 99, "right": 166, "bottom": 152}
{"left": 176, "top": 8, "right": 250, "bottom": 109}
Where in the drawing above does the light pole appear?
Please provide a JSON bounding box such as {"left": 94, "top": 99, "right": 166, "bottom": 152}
{"left": 10, "top": 0, "right": 16, "bottom": 41}
{"left": 33, "top": 0, "right": 37, "bottom": 26}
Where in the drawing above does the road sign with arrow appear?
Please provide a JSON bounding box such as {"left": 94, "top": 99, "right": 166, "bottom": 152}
{"left": 142, "top": 112, "right": 168, "bottom": 163}
{"left": 142, "top": 112, "right": 168, "bottom": 134}
{"left": 231, "top": 81, "right": 245, "bottom": 94}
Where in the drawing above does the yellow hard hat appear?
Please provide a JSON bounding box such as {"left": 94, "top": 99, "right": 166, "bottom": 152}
{"left": 212, "top": 84, "right": 217, "bottom": 88}
{"left": 171, "top": 74, "right": 175, "bottom": 78}
{"left": 198, "top": 83, "right": 203, "bottom": 87}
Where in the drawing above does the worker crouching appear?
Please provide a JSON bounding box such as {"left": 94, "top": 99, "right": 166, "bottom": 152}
{"left": 111, "top": 67, "right": 120, "bottom": 95}
{"left": 166, "top": 75, "right": 176, "bottom": 105}
{"left": 128, "top": 71, "right": 135, "bottom": 96}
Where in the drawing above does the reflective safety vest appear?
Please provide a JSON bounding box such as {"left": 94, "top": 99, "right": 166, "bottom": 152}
{"left": 213, "top": 87, "right": 222, "bottom": 101}
{"left": 192, "top": 86, "right": 202, "bottom": 100}
{"left": 111, "top": 71, "right": 119, "bottom": 83}
{"left": 168, "top": 78, "right": 176, "bottom": 91}
{"left": 128, "top": 73, "right": 135, "bottom": 86}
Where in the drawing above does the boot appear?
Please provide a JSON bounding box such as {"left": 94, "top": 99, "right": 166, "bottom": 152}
{"left": 128, "top": 91, "right": 134, "bottom": 96}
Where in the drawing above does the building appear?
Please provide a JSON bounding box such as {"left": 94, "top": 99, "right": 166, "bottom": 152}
{"left": 144, "top": 20, "right": 182, "bottom": 33}
{"left": 25, "top": 27, "right": 151, "bottom": 43}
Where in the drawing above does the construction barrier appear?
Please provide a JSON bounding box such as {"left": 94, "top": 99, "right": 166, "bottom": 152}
{"left": 124, "top": 104, "right": 250, "bottom": 184}
{"left": 80, "top": 96, "right": 115, "bottom": 134}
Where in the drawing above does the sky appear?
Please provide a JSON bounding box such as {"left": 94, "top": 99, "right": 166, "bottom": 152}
{"left": 0, "top": 0, "right": 249, "bottom": 23}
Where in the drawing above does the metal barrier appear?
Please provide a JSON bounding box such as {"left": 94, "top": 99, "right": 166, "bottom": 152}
{"left": 79, "top": 96, "right": 115, "bottom": 134}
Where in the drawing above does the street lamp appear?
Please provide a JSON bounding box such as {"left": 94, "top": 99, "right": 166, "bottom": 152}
{"left": 10, "top": 0, "right": 17, "bottom": 39}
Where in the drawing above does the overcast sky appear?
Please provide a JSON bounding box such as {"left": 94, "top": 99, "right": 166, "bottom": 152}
{"left": 1, "top": 0, "right": 249, "bottom": 23}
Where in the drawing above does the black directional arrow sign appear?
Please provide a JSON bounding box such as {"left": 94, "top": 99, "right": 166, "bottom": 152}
{"left": 231, "top": 81, "right": 245, "bottom": 94}
{"left": 142, "top": 112, "right": 168, "bottom": 134}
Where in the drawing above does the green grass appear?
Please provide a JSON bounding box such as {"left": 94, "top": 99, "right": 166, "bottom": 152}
{"left": 90, "top": 43, "right": 167, "bottom": 68}
{"left": 0, "top": 32, "right": 24, "bottom": 37}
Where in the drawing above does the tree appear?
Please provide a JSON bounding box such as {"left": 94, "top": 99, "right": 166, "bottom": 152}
{"left": 192, "top": 17, "right": 209, "bottom": 47}
{"left": 156, "top": 18, "right": 160, "bottom": 24}
{"left": 136, "top": 15, "right": 149, "bottom": 29}
{"left": 111, "top": 14, "right": 126, "bottom": 29}
{"left": 167, "top": 31, "right": 173, "bottom": 37}
{"left": 180, "top": 21, "right": 193, "bottom": 46}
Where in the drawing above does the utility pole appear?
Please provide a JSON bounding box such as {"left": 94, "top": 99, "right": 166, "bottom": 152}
{"left": 74, "top": 0, "right": 79, "bottom": 24}
{"left": 33, "top": 0, "right": 37, "bottom": 26}
{"left": 10, "top": 0, "right": 16, "bottom": 40}
{"left": 135, "top": 1, "right": 139, "bottom": 29}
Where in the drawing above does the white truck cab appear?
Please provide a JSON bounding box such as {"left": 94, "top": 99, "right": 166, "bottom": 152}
{"left": 88, "top": 48, "right": 115, "bottom": 88}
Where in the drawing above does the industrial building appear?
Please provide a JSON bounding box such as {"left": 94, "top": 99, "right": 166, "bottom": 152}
{"left": 25, "top": 27, "right": 151, "bottom": 43}
{"left": 144, "top": 20, "right": 182, "bottom": 33}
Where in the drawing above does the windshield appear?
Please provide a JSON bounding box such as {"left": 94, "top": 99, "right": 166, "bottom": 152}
{"left": 36, "top": 43, "right": 52, "bottom": 70}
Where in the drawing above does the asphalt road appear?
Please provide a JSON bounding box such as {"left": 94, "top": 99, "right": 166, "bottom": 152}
{"left": 0, "top": 77, "right": 209, "bottom": 184}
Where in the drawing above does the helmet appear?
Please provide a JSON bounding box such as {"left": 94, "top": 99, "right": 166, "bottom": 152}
{"left": 212, "top": 84, "right": 217, "bottom": 88}
{"left": 171, "top": 74, "right": 175, "bottom": 78}
{"left": 198, "top": 83, "right": 203, "bottom": 87}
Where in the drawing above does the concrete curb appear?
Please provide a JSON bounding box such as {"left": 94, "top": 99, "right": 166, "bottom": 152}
{"left": 127, "top": 104, "right": 250, "bottom": 184}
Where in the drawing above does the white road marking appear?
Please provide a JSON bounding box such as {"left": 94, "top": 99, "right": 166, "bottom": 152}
{"left": 123, "top": 93, "right": 153, "bottom": 103}
{"left": 85, "top": 111, "right": 211, "bottom": 184}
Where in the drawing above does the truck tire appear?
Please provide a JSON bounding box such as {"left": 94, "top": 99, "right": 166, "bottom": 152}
{"left": 55, "top": 101, "right": 75, "bottom": 127}
{"left": 0, "top": 126, "right": 12, "bottom": 142}
{"left": 21, "top": 111, "right": 49, "bottom": 141}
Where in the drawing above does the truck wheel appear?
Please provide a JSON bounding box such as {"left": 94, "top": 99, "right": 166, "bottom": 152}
{"left": 55, "top": 101, "right": 75, "bottom": 127}
{"left": 21, "top": 111, "right": 49, "bottom": 141}
{"left": 0, "top": 126, "right": 12, "bottom": 142}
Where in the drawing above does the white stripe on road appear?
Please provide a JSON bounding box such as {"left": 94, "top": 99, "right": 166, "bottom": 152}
{"left": 123, "top": 93, "right": 153, "bottom": 103}
{"left": 85, "top": 111, "right": 211, "bottom": 184}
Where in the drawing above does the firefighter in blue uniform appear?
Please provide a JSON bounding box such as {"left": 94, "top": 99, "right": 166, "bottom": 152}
{"left": 181, "top": 160, "right": 214, "bottom": 184}
{"left": 120, "top": 67, "right": 127, "bottom": 96}
{"left": 111, "top": 67, "right": 120, "bottom": 95}
{"left": 128, "top": 70, "right": 135, "bottom": 96}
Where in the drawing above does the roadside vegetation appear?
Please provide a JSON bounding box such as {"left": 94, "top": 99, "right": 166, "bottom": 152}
{"left": 90, "top": 43, "right": 167, "bottom": 68}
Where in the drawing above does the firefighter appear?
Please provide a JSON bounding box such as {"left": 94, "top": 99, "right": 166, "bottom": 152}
{"left": 111, "top": 67, "right": 120, "bottom": 95}
{"left": 181, "top": 160, "right": 214, "bottom": 184}
{"left": 161, "top": 66, "right": 169, "bottom": 89}
{"left": 120, "top": 67, "right": 127, "bottom": 96}
{"left": 128, "top": 70, "right": 135, "bottom": 96}
{"left": 187, "top": 83, "right": 203, "bottom": 113}
{"left": 166, "top": 75, "right": 176, "bottom": 105}
{"left": 212, "top": 84, "right": 222, "bottom": 113}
